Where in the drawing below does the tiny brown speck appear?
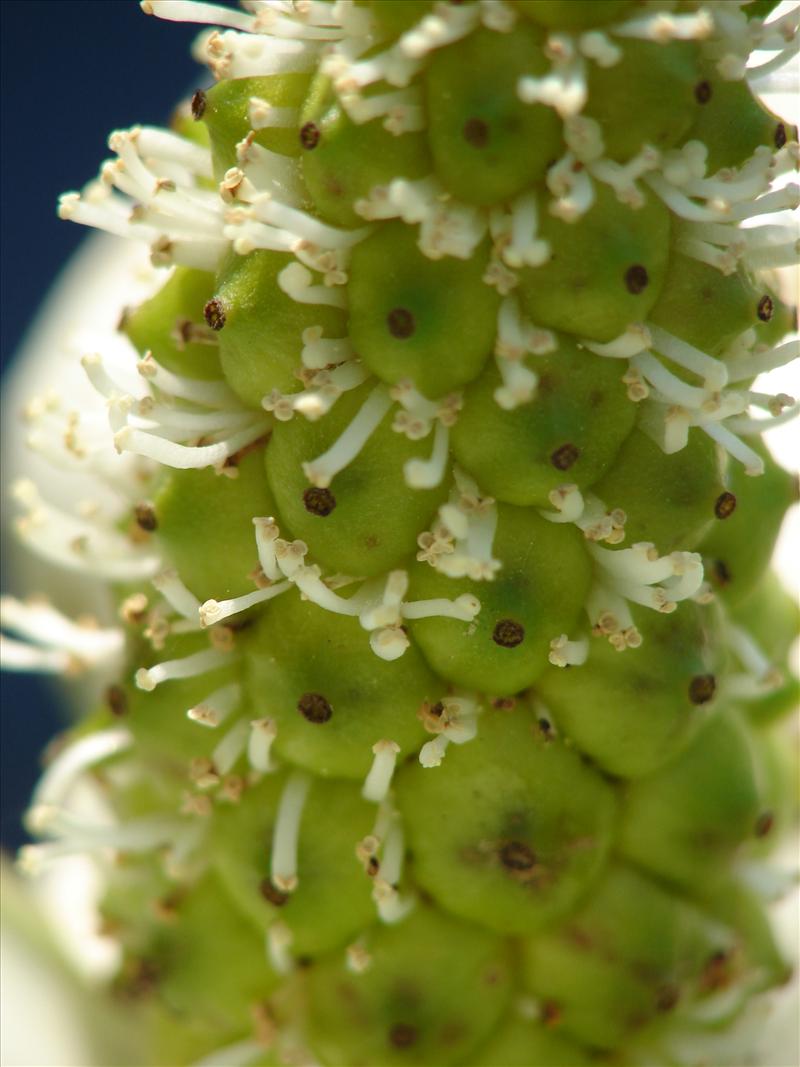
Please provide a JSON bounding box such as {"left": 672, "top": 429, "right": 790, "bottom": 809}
{"left": 297, "top": 692, "right": 333, "bottom": 724}
{"left": 259, "top": 879, "right": 289, "bottom": 907}
{"left": 191, "top": 90, "right": 207, "bottom": 121}
{"left": 688, "top": 674, "right": 716, "bottom": 705}
{"left": 429, "top": 701, "right": 444, "bottom": 718}
{"left": 134, "top": 502, "right": 158, "bottom": 532}
{"left": 754, "top": 811, "right": 774, "bottom": 838}
{"left": 303, "top": 487, "right": 336, "bottom": 517}
{"left": 757, "top": 294, "right": 774, "bottom": 322}
{"left": 775, "top": 123, "right": 787, "bottom": 149}
{"left": 105, "top": 684, "right": 128, "bottom": 717}
{"left": 541, "top": 1001, "right": 562, "bottom": 1027}
{"left": 714, "top": 491, "right": 736, "bottom": 520}
{"left": 500, "top": 840, "right": 536, "bottom": 871}
{"left": 538, "top": 717, "right": 552, "bottom": 738}
{"left": 711, "top": 559, "right": 732, "bottom": 586}
{"left": 389, "top": 1023, "right": 418, "bottom": 1050}
{"left": 492, "top": 619, "right": 525, "bottom": 648}
{"left": 656, "top": 985, "right": 680, "bottom": 1012}
{"left": 463, "top": 116, "right": 489, "bottom": 148}
{"left": 203, "top": 298, "right": 226, "bottom": 331}
{"left": 387, "top": 307, "right": 415, "bottom": 339}
{"left": 625, "top": 264, "right": 649, "bottom": 295}
{"left": 694, "top": 80, "right": 712, "bottom": 105}
{"left": 550, "top": 443, "right": 580, "bottom": 471}
{"left": 299, "top": 122, "right": 320, "bottom": 149}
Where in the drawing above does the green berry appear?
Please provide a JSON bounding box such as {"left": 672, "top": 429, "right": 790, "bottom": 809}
{"left": 515, "top": 0, "right": 635, "bottom": 30}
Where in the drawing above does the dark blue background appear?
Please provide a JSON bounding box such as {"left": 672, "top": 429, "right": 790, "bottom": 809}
{"left": 0, "top": 0, "right": 233, "bottom": 848}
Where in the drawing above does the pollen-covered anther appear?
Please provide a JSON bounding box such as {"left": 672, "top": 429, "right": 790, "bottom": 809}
{"left": 189, "top": 756, "right": 220, "bottom": 791}
{"left": 611, "top": 10, "right": 713, "bottom": 44}
{"left": 418, "top": 693, "right": 480, "bottom": 767}
{"left": 199, "top": 579, "right": 291, "bottom": 628}
{"left": 549, "top": 634, "right": 590, "bottom": 668}
{"left": 270, "top": 771, "right": 311, "bottom": 894}
{"left": 186, "top": 682, "right": 241, "bottom": 730}
{"left": 362, "top": 740, "right": 401, "bottom": 804}
{"left": 546, "top": 152, "right": 596, "bottom": 223}
{"left": 346, "top": 942, "right": 373, "bottom": 974}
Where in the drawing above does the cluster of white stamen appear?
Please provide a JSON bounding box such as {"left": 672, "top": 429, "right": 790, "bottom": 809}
{"left": 417, "top": 469, "right": 501, "bottom": 581}
{"left": 355, "top": 175, "right": 487, "bottom": 260}
{"left": 338, "top": 86, "right": 427, "bottom": 136}
{"left": 0, "top": 596, "right": 124, "bottom": 676}
{"left": 270, "top": 770, "right": 311, "bottom": 894}
{"left": 518, "top": 33, "right": 589, "bottom": 119}
{"left": 677, "top": 211, "right": 800, "bottom": 275}
{"left": 492, "top": 192, "right": 551, "bottom": 270}
{"left": 390, "top": 381, "right": 462, "bottom": 488}
{"left": 586, "top": 542, "right": 705, "bottom": 650}
{"left": 363, "top": 805, "right": 415, "bottom": 924}
{"left": 548, "top": 634, "right": 589, "bottom": 668}
{"left": 612, "top": 9, "right": 713, "bottom": 45}
{"left": 11, "top": 479, "right": 160, "bottom": 582}
{"left": 135, "top": 644, "right": 235, "bottom": 691}
{"left": 82, "top": 351, "right": 270, "bottom": 473}
{"left": 491, "top": 297, "right": 556, "bottom": 409}
{"left": 539, "top": 485, "right": 627, "bottom": 546}
{"left": 418, "top": 693, "right": 481, "bottom": 768}
{"left": 263, "top": 359, "right": 368, "bottom": 423}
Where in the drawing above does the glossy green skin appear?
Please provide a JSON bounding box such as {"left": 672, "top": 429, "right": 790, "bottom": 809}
{"left": 397, "top": 705, "right": 617, "bottom": 935}
{"left": 425, "top": 25, "right": 562, "bottom": 205}
{"left": 649, "top": 253, "right": 768, "bottom": 356}
{"left": 214, "top": 249, "right": 348, "bottom": 407}
{"left": 537, "top": 603, "right": 725, "bottom": 778}
{"left": 591, "top": 425, "right": 726, "bottom": 555}
{"left": 470, "top": 1016, "right": 592, "bottom": 1067}
{"left": 348, "top": 223, "right": 500, "bottom": 397}
{"left": 266, "top": 381, "right": 448, "bottom": 577}
{"left": 124, "top": 267, "right": 221, "bottom": 380}
{"left": 521, "top": 864, "right": 737, "bottom": 1051}
{"left": 301, "top": 74, "right": 431, "bottom": 228}
{"left": 408, "top": 506, "right": 591, "bottom": 695}
{"left": 307, "top": 906, "right": 514, "bottom": 1067}
{"left": 586, "top": 40, "right": 699, "bottom": 162}
{"left": 451, "top": 336, "right": 637, "bottom": 507}
{"left": 618, "top": 709, "right": 763, "bottom": 891}
{"left": 699, "top": 441, "right": 798, "bottom": 606}
{"left": 202, "top": 75, "right": 310, "bottom": 178}
{"left": 366, "top": 0, "right": 432, "bottom": 39}
{"left": 245, "top": 592, "right": 434, "bottom": 778}
{"left": 517, "top": 186, "right": 671, "bottom": 342}
{"left": 154, "top": 446, "right": 274, "bottom": 601}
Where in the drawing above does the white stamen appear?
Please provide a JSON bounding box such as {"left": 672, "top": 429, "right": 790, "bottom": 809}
{"left": 404, "top": 422, "right": 450, "bottom": 489}
{"left": 584, "top": 324, "right": 652, "bottom": 358}
{"left": 270, "top": 771, "right": 311, "bottom": 893}
{"left": 248, "top": 718, "right": 278, "bottom": 773}
{"left": 372, "top": 813, "right": 414, "bottom": 923}
{"left": 152, "top": 570, "right": 202, "bottom": 620}
{"left": 266, "top": 921, "right": 294, "bottom": 976}
{"left": 303, "top": 384, "right": 392, "bottom": 487}
{"left": 701, "top": 421, "right": 765, "bottom": 475}
{"left": 199, "top": 581, "right": 291, "bottom": 627}
{"left": 187, "top": 683, "right": 241, "bottom": 728}
{"left": 135, "top": 646, "right": 234, "bottom": 691}
{"left": 253, "top": 516, "right": 283, "bottom": 582}
{"left": 212, "top": 717, "right": 250, "bottom": 776}
{"left": 29, "top": 729, "right": 132, "bottom": 820}
{"left": 278, "top": 262, "right": 348, "bottom": 308}
{"left": 362, "top": 740, "right": 401, "bottom": 803}
{"left": 548, "top": 634, "right": 589, "bottom": 667}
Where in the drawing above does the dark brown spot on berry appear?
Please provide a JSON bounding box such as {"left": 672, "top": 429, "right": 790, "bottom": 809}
{"left": 492, "top": 619, "right": 525, "bottom": 648}
{"left": 366, "top": 855, "right": 380, "bottom": 877}
{"left": 463, "top": 116, "right": 490, "bottom": 148}
{"left": 550, "top": 442, "right": 580, "bottom": 471}
{"left": 694, "top": 80, "right": 712, "bottom": 105}
{"left": 538, "top": 717, "right": 553, "bottom": 738}
{"left": 297, "top": 692, "right": 333, "bottom": 724}
{"left": 429, "top": 701, "right": 444, "bottom": 718}
{"left": 500, "top": 840, "right": 536, "bottom": 871}
{"left": 688, "top": 674, "right": 716, "bottom": 705}
{"left": 702, "top": 950, "right": 734, "bottom": 992}
{"left": 541, "top": 1001, "right": 562, "bottom": 1027}
{"left": 387, "top": 307, "right": 415, "bottom": 339}
{"left": 303, "top": 486, "right": 336, "bottom": 516}
{"left": 105, "top": 684, "right": 128, "bottom": 717}
{"left": 711, "top": 558, "right": 732, "bottom": 586}
{"left": 191, "top": 90, "right": 207, "bottom": 120}
{"left": 134, "top": 501, "right": 158, "bottom": 532}
{"left": 755, "top": 810, "right": 774, "bottom": 838}
{"left": 203, "top": 298, "right": 226, "bottom": 331}
{"left": 259, "top": 879, "right": 289, "bottom": 907}
{"left": 625, "top": 264, "right": 649, "bottom": 294}
{"left": 757, "top": 294, "right": 774, "bottom": 322}
{"left": 775, "top": 123, "right": 787, "bottom": 149}
{"left": 655, "top": 985, "right": 680, "bottom": 1013}
{"left": 389, "top": 1023, "right": 418, "bottom": 1049}
{"left": 714, "top": 491, "right": 737, "bottom": 519}
{"left": 299, "top": 121, "right": 320, "bottom": 149}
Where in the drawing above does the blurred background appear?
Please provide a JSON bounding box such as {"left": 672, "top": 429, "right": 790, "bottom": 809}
{"left": 0, "top": 0, "right": 227, "bottom": 850}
